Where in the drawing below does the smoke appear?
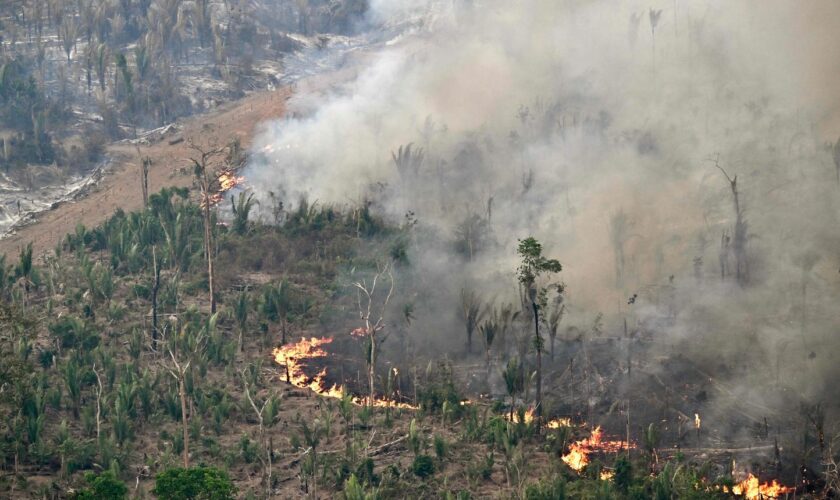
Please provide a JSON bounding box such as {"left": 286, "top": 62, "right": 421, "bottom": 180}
{"left": 245, "top": 0, "right": 840, "bottom": 420}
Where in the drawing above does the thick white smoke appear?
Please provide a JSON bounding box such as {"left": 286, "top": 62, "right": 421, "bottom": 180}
{"left": 246, "top": 0, "right": 840, "bottom": 413}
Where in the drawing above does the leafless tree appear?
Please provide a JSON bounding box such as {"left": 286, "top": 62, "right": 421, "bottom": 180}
{"left": 352, "top": 262, "right": 395, "bottom": 406}
{"left": 188, "top": 140, "right": 230, "bottom": 313}
{"left": 241, "top": 368, "right": 280, "bottom": 498}
{"left": 649, "top": 9, "right": 663, "bottom": 72}
{"left": 712, "top": 155, "right": 749, "bottom": 286}
{"left": 159, "top": 315, "right": 213, "bottom": 468}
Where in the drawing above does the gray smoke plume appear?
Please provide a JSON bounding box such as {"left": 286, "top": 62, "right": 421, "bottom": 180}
{"left": 245, "top": 0, "right": 840, "bottom": 423}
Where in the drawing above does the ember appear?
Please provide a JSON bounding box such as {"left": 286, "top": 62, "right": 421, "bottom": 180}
{"left": 272, "top": 337, "right": 416, "bottom": 409}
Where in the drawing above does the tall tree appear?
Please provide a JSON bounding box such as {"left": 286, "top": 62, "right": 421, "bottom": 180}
{"left": 516, "top": 237, "right": 562, "bottom": 422}
{"left": 188, "top": 140, "right": 229, "bottom": 314}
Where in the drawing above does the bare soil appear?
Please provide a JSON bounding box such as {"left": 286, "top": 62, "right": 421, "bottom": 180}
{"left": 0, "top": 88, "right": 292, "bottom": 259}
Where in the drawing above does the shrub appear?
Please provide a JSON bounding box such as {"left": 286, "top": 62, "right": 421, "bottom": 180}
{"left": 524, "top": 476, "right": 566, "bottom": 500}
{"left": 343, "top": 473, "right": 378, "bottom": 500}
{"left": 152, "top": 466, "right": 236, "bottom": 500}
{"left": 412, "top": 455, "right": 435, "bottom": 479}
{"left": 355, "top": 457, "right": 378, "bottom": 486}
{"left": 73, "top": 470, "right": 127, "bottom": 499}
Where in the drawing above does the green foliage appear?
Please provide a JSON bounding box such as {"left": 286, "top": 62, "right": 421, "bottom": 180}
{"left": 408, "top": 418, "right": 422, "bottom": 455}
{"left": 239, "top": 434, "right": 259, "bottom": 464}
{"left": 502, "top": 358, "right": 524, "bottom": 408}
{"left": 411, "top": 454, "right": 435, "bottom": 479}
{"left": 433, "top": 434, "right": 448, "bottom": 462}
{"left": 343, "top": 473, "right": 379, "bottom": 500}
{"left": 73, "top": 470, "right": 128, "bottom": 500}
{"left": 355, "top": 457, "right": 378, "bottom": 487}
{"left": 614, "top": 456, "right": 632, "bottom": 493}
{"left": 524, "top": 476, "right": 566, "bottom": 500}
{"left": 49, "top": 316, "right": 99, "bottom": 350}
{"left": 231, "top": 192, "right": 257, "bottom": 235}
{"left": 152, "top": 466, "right": 236, "bottom": 500}
{"left": 516, "top": 237, "right": 562, "bottom": 290}
{"left": 417, "top": 361, "right": 463, "bottom": 417}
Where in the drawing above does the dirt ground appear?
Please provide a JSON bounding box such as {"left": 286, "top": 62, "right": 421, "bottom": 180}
{"left": 0, "top": 87, "right": 292, "bottom": 260}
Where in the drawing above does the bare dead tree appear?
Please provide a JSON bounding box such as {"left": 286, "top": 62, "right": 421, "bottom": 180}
{"left": 142, "top": 157, "right": 151, "bottom": 208}
{"left": 92, "top": 363, "right": 103, "bottom": 440}
{"left": 241, "top": 368, "right": 280, "bottom": 498}
{"left": 712, "top": 155, "right": 749, "bottom": 286}
{"left": 159, "top": 316, "right": 212, "bottom": 468}
{"left": 188, "top": 140, "right": 229, "bottom": 314}
{"left": 151, "top": 245, "right": 161, "bottom": 350}
{"left": 352, "top": 262, "right": 395, "bottom": 406}
{"left": 649, "top": 9, "right": 663, "bottom": 72}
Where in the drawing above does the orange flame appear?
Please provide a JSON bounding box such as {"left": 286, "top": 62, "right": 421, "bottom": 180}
{"left": 561, "top": 426, "right": 631, "bottom": 472}
{"left": 732, "top": 473, "right": 794, "bottom": 499}
{"left": 202, "top": 170, "right": 245, "bottom": 207}
{"left": 504, "top": 407, "right": 572, "bottom": 429}
{"left": 272, "top": 337, "right": 416, "bottom": 409}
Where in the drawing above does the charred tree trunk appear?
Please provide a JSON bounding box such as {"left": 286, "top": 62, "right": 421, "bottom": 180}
{"left": 717, "top": 163, "right": 749, "bottom": 286}
{"left": 179, "top": 375, "right": 189, "bottom": 468}
{"left": 151, "top": 247, "right": 160, "bottom": 350}
{"left": 532, "top": 301, "right": 542, "bottom": 421}
{"left": 368, "top": 333, "right": 376, "bottom": 407}
{"left": 141, "top": 156, "right": 151, "bottom": 208}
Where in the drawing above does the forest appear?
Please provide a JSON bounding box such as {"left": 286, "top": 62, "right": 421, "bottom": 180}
{"left": 2, "top": 1, "right": 840, "bottom": 499}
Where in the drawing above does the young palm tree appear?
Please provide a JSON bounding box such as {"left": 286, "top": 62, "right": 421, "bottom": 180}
{"left": 459, "top": 288, "right": 485, "bottom": 355}
{"left": 479, "top": 314, "right": 498, "bottom": 379}
{"left": 502, "top": 357, "right": 524, "bottom": 422}
{"left": 231, "top": 192, "right": 256, "bottom": 235}
{"left": 235, "top": 290, "right": 249, "bottom": 352}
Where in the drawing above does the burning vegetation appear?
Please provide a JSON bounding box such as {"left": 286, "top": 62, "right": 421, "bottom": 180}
{"left": 561, "top": 426, "right": 631, "bottom": 472}
{"left": 2, "top": 0, "right": 840, "bottom": 498}
{"left": 273, "top": 336, "right": 416, "bottom": 409}
{"left": 731, "top": 474, "right": 795, "bottom": 499}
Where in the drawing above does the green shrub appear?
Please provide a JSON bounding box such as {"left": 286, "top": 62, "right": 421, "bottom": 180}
{"left": 355, "top": 457, "right": 378, "bottom": 486}
{"left": 73, "top": 470, "right": 127, "bottom": 499}
{"left": 343, "top": 473, "right": 379, "bottom": 500}
{"left": 524, "top": 476, "right": 566, "bottom": 500}
{"left": 152, "top": 466, "right": 236, "bottom": 500}
{"left": 411, "top": 455, "right": 435, "bottom": 479}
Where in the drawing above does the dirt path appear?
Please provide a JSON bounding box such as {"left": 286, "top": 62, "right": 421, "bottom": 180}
{"left": 0, "top": 88, "right": 292, "bottom": 259}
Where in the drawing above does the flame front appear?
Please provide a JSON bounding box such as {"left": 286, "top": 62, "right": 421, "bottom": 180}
{"left": 732, "top": 473, "right": 794, "bottom": 499}
{"left": 272, "top": 337, "right": 416, "bottom": 409}
{"left": 504, "top": 407, "right": 572, "bottom": 429}
{"left": 561, "top": 426, "right": 630, "bottom": 472}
